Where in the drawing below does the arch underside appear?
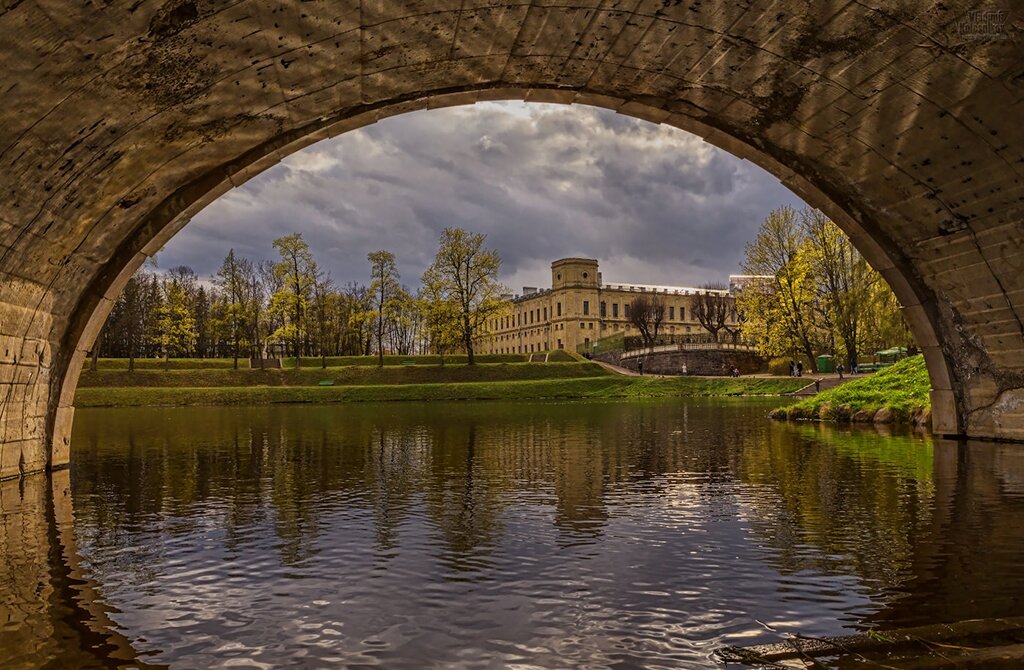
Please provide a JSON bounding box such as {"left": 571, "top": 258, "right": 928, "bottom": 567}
{"left": 0, "top": 0, "right": 1022, "bottom": 478}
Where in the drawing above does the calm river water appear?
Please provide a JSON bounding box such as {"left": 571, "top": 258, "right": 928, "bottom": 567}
{"left": 3, "top": 398, "right": 1024, "bottom": 668}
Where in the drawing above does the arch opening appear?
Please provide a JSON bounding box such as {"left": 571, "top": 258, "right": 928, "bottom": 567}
{"left": 48, "top": 89, "right": 956, "bottom": 477}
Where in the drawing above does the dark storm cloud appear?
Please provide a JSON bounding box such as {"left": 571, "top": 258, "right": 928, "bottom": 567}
{"left": 159, "top": 102, "right": 803, "bottom": 289}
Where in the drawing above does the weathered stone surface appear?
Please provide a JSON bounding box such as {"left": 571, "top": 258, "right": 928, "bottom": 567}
{"left": 617, "top": 349, "right": 765, "bottom": 377}
{"left": 0, "top": 0, "right": 1022, "bottom": 476}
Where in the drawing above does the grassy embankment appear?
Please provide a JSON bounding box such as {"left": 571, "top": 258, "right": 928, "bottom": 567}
{"left": 76, "top": 354, "right": 806, "bottom": 408}
{"left": 769, "top": 355, "right": 931, "bottom": 425}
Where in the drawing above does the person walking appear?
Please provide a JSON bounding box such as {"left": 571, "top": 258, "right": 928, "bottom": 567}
{"left": 789, "top": 360, "right": 796, "bottom": 377}
{"left": 681, "top": 363, "right": 688, "bottom": 376}
{"left": 796, "top": 361, "right": 803, "bottom": 377}
{"left": 638, "top": 359, "right": 644, "bottom": 376}
{"left": 837, "top": 362, "right": 845, "bottom": 380}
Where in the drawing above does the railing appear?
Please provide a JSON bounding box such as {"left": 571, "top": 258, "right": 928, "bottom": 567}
{"left": 620, "top": 341, "right": 758, "bottom": 359}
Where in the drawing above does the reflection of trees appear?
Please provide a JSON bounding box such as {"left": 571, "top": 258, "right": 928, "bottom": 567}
{"left": 71, "top": 403, "right": 686, "bottom": 570}
{"left": 735, "top": 421, "right": 936, "bottom": 594}
{"left": 864, "top": 439, "right": 1024, "bottom": 628}
{"left": 423, "top": 422, "right": 505, "bottom": 573}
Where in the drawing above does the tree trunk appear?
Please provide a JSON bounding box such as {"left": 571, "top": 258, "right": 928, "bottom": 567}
{"left": 89, "top": 345, "right": 99, "bottom": 371}
{"left": 802, "top": 340, "right": 818, "bottom": 373}
{"left": 463, "top": 315, "right": 474, "bottom": 365}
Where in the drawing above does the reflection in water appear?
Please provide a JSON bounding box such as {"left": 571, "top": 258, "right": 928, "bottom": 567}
{"left": 0, "top": 470, "right": 160, "bottom": 668}
{"left": 3, "top": 399, "right": 1024, "bottom": 667}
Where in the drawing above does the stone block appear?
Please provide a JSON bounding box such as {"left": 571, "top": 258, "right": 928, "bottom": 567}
{"left": 920, "top": 345, "right": 953, "bottom": 391}
{"left": 900, "top": 304, "right": 939, "bottom": 347}
{"left": 74, "top": 297, "right": 113, "bottom": 356}
{"left": 58, "top": 350, "right": 87, "bottom": 408}
{"left": 930, "top": 389, "right": 961, "bottom": 436}
{"left": 50, "top": 406, "right": 73, "bottom": 469}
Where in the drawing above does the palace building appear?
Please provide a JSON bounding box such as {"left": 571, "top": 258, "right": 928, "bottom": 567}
{"left": 482, "top": 258, "right": 740, "bottom": 354}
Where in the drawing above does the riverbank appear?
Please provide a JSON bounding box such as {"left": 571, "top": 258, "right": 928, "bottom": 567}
{"left": 74, "top": 375, "right": 807, "bottom": 407}
{"left": 768, "top": 355, "right": 930, "bottom": 425}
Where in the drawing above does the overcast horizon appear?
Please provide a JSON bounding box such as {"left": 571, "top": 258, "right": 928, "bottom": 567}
{"left": 155, "top": 101, "right": 805, "bottom": 292}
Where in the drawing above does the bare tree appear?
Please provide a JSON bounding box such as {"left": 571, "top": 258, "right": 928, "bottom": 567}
{"left": 692, "top": 283, "right": 732, "bottom": 342}
{"left": 368, "top": 250, "right": 400, "bottom": 367}
{"left": 311, "top": 270, "right": 334, "bottom": 368}
{"left": 628, "top": 294, "right": 666, "bottom": 347}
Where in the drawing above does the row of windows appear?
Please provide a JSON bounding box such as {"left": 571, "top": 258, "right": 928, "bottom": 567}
{"left": 494, "top": 302, "right": 699, "bottom": 330}
{"left": 491, "top": 300, "right": 738, "bottom": 333}
{"left": 495, "top": 302, "right": 565, "bottom": 330}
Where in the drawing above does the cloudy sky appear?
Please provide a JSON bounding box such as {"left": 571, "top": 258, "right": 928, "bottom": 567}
{"left": 158, "top": 101, "right": 804, "bottom": 292}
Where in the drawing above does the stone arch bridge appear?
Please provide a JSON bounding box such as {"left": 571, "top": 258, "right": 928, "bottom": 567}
{"left": 0, "top": 0, "right": 1021, "bottom": 478}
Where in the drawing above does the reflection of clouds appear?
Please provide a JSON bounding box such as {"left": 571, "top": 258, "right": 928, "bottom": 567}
{"left": 160, "top": 101, "right": 803, "bottom": 287}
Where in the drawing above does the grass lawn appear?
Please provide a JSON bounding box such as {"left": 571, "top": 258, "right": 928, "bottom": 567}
{"left": 93, "top": 351, "right": 578, "bottom": 370}
{"left": 75, "top": 375, "right": 807, "bottom": 407}
{"left": 79, "top": 361, "right": 610, "bottom": 388}
{"left": 770, "top": 355, "right": 931, "bottom": 424}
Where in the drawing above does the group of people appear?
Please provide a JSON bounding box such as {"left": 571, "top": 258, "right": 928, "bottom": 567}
{"left": 790, "top": 359, "right": 854, "bottom": 379}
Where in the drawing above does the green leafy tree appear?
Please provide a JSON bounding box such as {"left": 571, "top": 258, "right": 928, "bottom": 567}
{"left": 802, "top": 209, "right": 878, "bottom": 370}
{"left": 421, "top": 228, "right": 507, "bottom": 365}
{"left": 740, "top": 206, "right": 823, "bottom": 370}
{"left": 419, "top": 283, "right": 462, "bottom": 365}
{"left": 154, "top": 280, "right": 196, "bottom": 370}
{"left": 271, "top": 234, "right": 318, "bottom": 364}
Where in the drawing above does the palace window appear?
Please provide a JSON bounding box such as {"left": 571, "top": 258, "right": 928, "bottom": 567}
{"left": 680, "top": 306, "right": 685, "bottom": 321}
{"left": 669, "top": 306, "right": 674, "bottom": 320}
{"left": 613, "top": 303, "right": 619, "bottom": 318}
{"left": 543, "top": 307, "right": 547, "bottom": 320}
{"left": 583, "top": 300, "right": 590, "bottom": 316}
{"left": 557, "top": 302, "right": 562, "bottom": 316}
{"left": 624, "top": 304, "right": 630, "bottom": 318}
{"left": 580, "top": 322, "right": 585, "bottom": 329}
{"left": 588, "top": 322, "right": 593, "bottom": 329}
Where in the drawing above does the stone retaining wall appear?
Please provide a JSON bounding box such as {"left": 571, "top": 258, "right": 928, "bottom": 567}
{"left": 618, "top": 349, "right": 765, "bottom": 376}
